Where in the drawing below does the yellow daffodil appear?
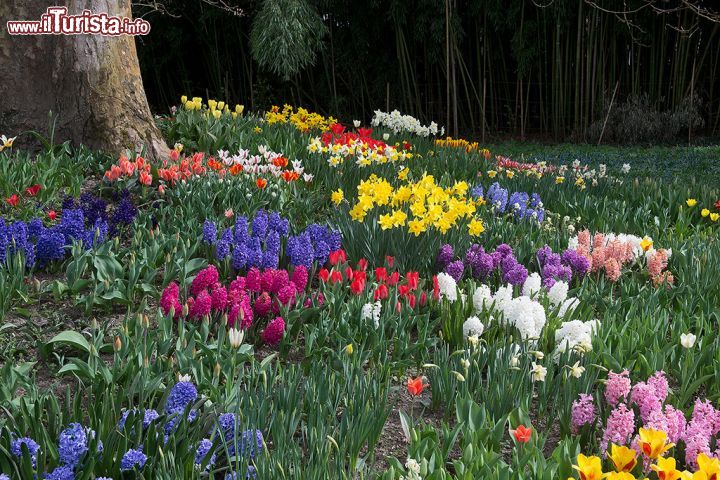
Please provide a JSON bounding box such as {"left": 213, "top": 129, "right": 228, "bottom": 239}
{"left": 345, "top": 344, "right": 353, "bottom": 355}
{"left": 711, "top": 213, "right": 719, "bottom": 222}
{"left": 638, "top": 428, "right": 674, "bottom": 459}
{"left": 506, "top": 170, "right": 515, "bottom": 179}
{"left": 378, "top": 213, "right": 394, "bottom": 230}
{"left": 686, "top": 199, "right": 697, "bottom": 207}
{"left": 609, "top": 444, "right": 637, "bottom": 472}
{"left": 398, "top": 167, "right": 409, "bottom": 181}
{"left": 701, "top": 208, "right": 710, "bottom": 217}
{"left": 696, "top": 454, "right": 720, "bottom": 479}
{"left": 573, "top": 454, "right": 603, "bottom": 480}
{"left": 555, "top": 176, "right": 565, "bottom": 184}
{"left": 331, "top": 189, "right": 344, "bottom": 205}
{"left": 651, "top": 456, "right": 682, "bottom": 480}
{"left": 640, "top": 236, "right": 653, "bottom": 252}
{"left": 487, "top": 170, "right": 497, "bottom": 178}
{"left": 254, "top": 126, "right": 262, "bottom": 133}
{"left": 468, "top": 218, "right": 485, "bottom": 236}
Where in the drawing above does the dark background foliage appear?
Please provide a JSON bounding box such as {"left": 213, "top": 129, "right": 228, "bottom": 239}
{"left": 134, "top": 0, "right": 720, "bottom": 143}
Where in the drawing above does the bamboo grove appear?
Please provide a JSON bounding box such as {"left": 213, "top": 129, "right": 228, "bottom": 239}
{"left": 135, "top": 0, "right": 720, "bottom": 141}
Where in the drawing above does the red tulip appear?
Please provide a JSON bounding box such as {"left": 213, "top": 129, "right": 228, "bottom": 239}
{"left": 407, "top": 272, "right": 419, "bottom": 290}
{"left": 407, "top": 377, "right": 428, "bottom": 396}
{"left": 395, "top": 300, "right": 402, "bottom": 313}
{"left": 350, "top": 278, "right": 365, "bottom": 295}
{"left": 330, "top": 123, "right": 346, "bottom": 136}
{"left": 344, "top": 266, "right": 354, "bottom": 280}
{"left": 373, "top": 284, "right": 389, "bottom": 301}
{"left": 715, "top": 199, "right": 720, "bottom": 210}
{"left": 432, "top": 276, "right": 440, "bottom": 301}
{"left": 510, "top": 424, "right": 532, "bottom": 443}
{"left": 352, "top": 270, "right": 366, "bottom": 283}
{"left": 47, "top": 210, "right": 57, "bottom": 220}
{"left": 5, "top": 194, "right": 19, "bottom": 207}
{"left": 357, "top": 258, "right": 368, "bottom": 271}
{"left": 408, "top": 293, "right": 416, "bottom": 309}
{"left": 387, "top": 271, "right": 400, "bottom": 286}
{"left": 318, "top": 268, "right": 330, "bottom": 282}
{"left": 419, "top": 291, "right": 428, "bottom": 307}
{"left": 398, "top": 285, "right": 410, "bottom": 297}
{"left": 329, "top": 249, "right": 346, "bottom": 265}
{"left": 385, "top": 256, "right": 395, "bottom": 268}
{"left": 357, "top": 127, "right": 373, "bottom": 138}
{"left": 24, "top": 184, "right": 42, "bottom": 196}
{"left": 375, "top": 267, "right": 387, "bottom": 282}
{"left": 330, "top": 270, "right": 343, "bottom": 283}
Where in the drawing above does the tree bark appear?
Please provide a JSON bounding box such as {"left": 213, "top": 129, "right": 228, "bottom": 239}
{"left": 0, "top": 0, "right": 169, "bottom": 159}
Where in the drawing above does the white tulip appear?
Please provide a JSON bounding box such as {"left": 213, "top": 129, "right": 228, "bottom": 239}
{"left": 681, "top": 333, "right": 696, "bottom": 349}
{"left": 228, "top": 327, "right": 244, "bottom": 348}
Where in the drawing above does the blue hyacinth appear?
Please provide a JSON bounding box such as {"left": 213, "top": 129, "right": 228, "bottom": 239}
{"left": 10, "top": 435, "right": 40, "bottom": 467}
{"left": 120, "top": 447, "right": 147, "bottom": 471}
{"left": 58, "top": 422, "right": 88, "bottom": 467}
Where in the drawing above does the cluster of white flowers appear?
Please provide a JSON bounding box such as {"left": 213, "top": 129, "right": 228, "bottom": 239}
{"left": 216, "top": 146, "right": 314, "bottom": 182}
{"left": 466, "top": 278, "right": 596, "bottom": 355}
{"left": 554, "top": 319, "right": 599, "bottom": 357}
{"left": 436, "top": 272, "right": 458, "bottom": 302}
{"left": 361, "top": 301, "right": 382, "bottom": 328}
{"left": 400, "top": 458, "right": 422, "bottom": 480}
{"left": 370, "top": 109, "right": 444, "bottom": 137}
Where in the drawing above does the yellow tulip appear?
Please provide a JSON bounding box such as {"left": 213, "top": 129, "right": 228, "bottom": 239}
{"left": 701, "top": 208, "right": 710, "bottom": 217}
{"left": 235, "top": 104, "right": 244, "bottom": 114}
{"left": 573, "top": 454, "right": 603, "bottom": 480}
{"left": 208, "top": 99, "right": 217, "bottom": 110}
{"left": 604, "top": 473, "right": 636, "bottom": 480}
{"left": 180, "top": 95, "right": 188, "bottom": 104}
{"left": 651, "top": 456, "right": 682, "bottom": 480}
{"left": 638, "top": 428, "right": 674, "bottom": 459}
{"left": 212, "top": 109, "right": 221, "bottom": 119}
{"left": 711, "top": 213, "right": 719, "bottom": 222}
{"left": 345, "top": 344, "right": 353, "bottom": 355}
{"left": 686, "top": 199, "right": 697, "bottom": 207}
{"left": 696, "top": 453, "right": 720, "bottom": 479}
{"left": 609, "top": 444, "right": 637, "bottom": 472}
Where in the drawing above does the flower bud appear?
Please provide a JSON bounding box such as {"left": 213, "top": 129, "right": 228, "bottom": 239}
{"left": 114, "top": 336, "right": 122, "bottom": 351}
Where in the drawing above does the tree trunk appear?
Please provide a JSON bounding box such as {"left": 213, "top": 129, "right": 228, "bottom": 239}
{"left": 0, "top": 0, "right": 168, "bottom": 159}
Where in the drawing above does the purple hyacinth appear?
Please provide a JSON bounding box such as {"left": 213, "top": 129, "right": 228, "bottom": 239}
{"left": 58, "top": 422, "right": 88, "bottom": 467}
{"left": 202, "top": 220, "right": 218, "bottom": 245}
{"left": 562, "top": 249, "right": 590, "bottom": 277}
{"left": 444, "top": 260, "right": 464, "bottom": 282}
{"left": 251, "top": 210, "right": 269, "bottom": 239}
{"left": 165, "top": 381, "right": 198, "bottom": 414}
{"left": 10, "top": 436, "right": 40, "bottom": 467}
{"left": 503, "top": 264, "right": 528, "bottom": 286}
{"left": 44, "top": 466, "right": 74, "bottom": 480}
{"left": 436, "top": 244, "right": 454, "bottom": 270}
{"left": 486, "top": 182, "right": 509, "bottom": 212}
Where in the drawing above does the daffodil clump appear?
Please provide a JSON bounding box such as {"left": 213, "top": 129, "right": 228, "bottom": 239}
{"left": 348, "top": 174, "right": 485, "bottom": 237}
{"left": 180, "top": 95, "right": 245, "bottom": 120}
{"left": 264, "top": 104, "right": 337, "bottom": 132}
{"left": 307, "top": 136, "right": 414, "bottom": 167}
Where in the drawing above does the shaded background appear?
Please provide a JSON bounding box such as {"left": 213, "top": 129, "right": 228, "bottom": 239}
{"left": 134, "top": 0, "right": 720, "bottom": 143}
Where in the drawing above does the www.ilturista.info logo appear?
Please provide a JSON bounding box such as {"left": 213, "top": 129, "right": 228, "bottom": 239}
{"left": 6, "top": 7, "right": 150, "bottom": 36}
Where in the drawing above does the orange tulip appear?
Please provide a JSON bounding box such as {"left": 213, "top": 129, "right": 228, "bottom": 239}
{"left": 256, "top": 178, "right": 267, "bottom": 189}
{"left": 510, "top": 424, "right": 532, "bottom": 443}
{"left": 407, "top": 377, "right": 427, "bottom": 396}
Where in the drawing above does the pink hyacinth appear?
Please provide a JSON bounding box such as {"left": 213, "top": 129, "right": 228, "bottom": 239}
{"left": 604, "top": 258, "right": 621, "bottom": 282}
{"left": 189, "top": 290, "right": 212, "bottom": 319}
{"left": 245, "top": 267, "right": 262, "bottom": 292}
{"left": 160, "top": 282, "right": 181, "bottom": 318}
{"left": 605, "top": 370, "right": 631, "bottom": 406}
{"left": 190, "top": 265, "right": 219, "bottom": 296}
{"left": 571, "top": 394, "right": 596, "bottom": 434}
{"left": 577, "top": 230, "right": 591, "bottom": 250}
{"left": 210, "top": 283, "right": 228, "bottom": 311}
{"left": 647, "top": 371, "right": 669, "bottom": 403}
{"left": 253, "top": 292, "right": 272, "bottom": 316}
{"left": 261, "top": 316, "right": 285, "bottom": 345}
{"left": 601, "top": 403, "right": 635, "bottom": 453}
{"left": 630, "top": 381, "right": 662, "bottom": 423}
{"left": 682, "top": 399, "right": 720, "bottom": 468}
{"left": 648, "top": 249, "right": 668, "bottom": 277}
{"left": 662, "top": 405, "right": 687, "bottom": 444}
{"left": 292, "top": 265, "right": 308, "bottom": 291}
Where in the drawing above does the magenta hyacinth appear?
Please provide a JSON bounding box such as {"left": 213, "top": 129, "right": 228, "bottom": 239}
{"left": 190, "top": 265, "right": 219, "bottom": 296}
{"left": 245, "top": 267, "right": 261, "bottom": 292}
{"left": 210, "top": 283, "right": 228, "bottom": 311}
{"left": 261, "top": 316, "right": 285, "bottom": 345}
{"left": 189, "top": 290, "right": 212, "bottom": 319}
{"left": 292, "top": 265, "right": 308, "bottom": 291}
{"left": 253, "top": 292, "right": 272, "bottom": 317}
{"left": 160, "top": 282, "right": 181, "bottom": 318}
